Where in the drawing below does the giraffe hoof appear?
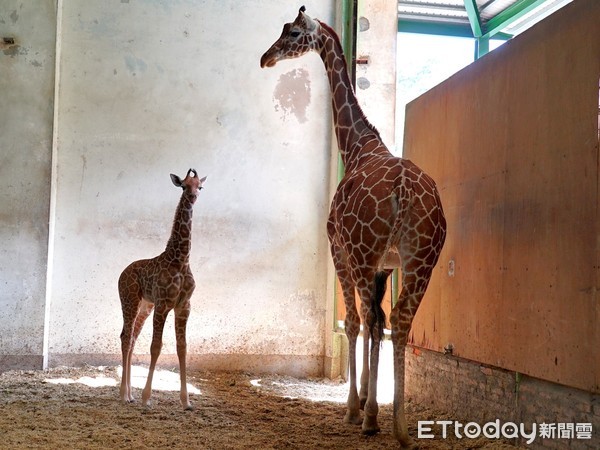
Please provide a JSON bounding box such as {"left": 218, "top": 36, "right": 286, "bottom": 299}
{"left": 361, "top": 426, "right": 381, "bottom": 436}
{"left": 344, "top": 410, "right": 362, "bottom": 425}
{"left": 361, "top": 416, "right": 380, "bottom": 435}
{"left": 394, "top": 431, "right": 418, "bottom": 449}
{"left": 400, "top": 439, "right": 418, "bottom": 449}
{"left": 184, "top": 404, "right": 194, "bottom": 411}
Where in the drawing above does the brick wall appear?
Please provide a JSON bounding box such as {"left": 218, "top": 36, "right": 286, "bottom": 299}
{"left": 405, "top": 345, "right": 599, "bottom": 449}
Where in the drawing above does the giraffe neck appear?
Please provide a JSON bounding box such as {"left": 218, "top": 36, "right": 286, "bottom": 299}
{"left": 165, "top": 192, "right": 194, "bottom": 264}
{"left": 317, "top": 21, "right": 386, "bottom": 172}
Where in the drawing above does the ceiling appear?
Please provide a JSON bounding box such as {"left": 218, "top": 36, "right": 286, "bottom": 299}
{"left": 398, "top": 0, "right": 574, "bottom": 40}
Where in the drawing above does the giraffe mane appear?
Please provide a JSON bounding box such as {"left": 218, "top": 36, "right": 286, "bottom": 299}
{"left": 316, "top": 19, "right": 382, "bottom": 140}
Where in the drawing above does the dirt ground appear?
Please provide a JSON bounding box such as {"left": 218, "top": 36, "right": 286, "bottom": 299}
{"left": 0, "top": 365, "right": 521, "bottom": 449}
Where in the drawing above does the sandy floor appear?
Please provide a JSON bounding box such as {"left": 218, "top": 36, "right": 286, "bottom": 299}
{"left": 0, "top": 365, "right": 520, "bottom": 449}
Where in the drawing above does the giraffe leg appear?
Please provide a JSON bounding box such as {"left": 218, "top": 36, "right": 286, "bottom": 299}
{"left": 359, "top": 301, "right": 371, "bottom": 410}
{"left": 174, "top": 303, "right": 193, "bottom": 411}
{"left": 125, "top": 299, "right": 154, "bottom": 402}
{"left": 391, "top": 334, "right": 414, "bottom": 449}
{"left": 119, "top": 272, "right": 142, "bottom": 405}
{"left": 141, "top": 303, "right": 170, "bottom": 407}
{"left": 390, "top": 265, "right": 432, "bottom": 449}
{"left": 120, "top": 322, "right": 134, "bottom": 404}
{"left": 390, "top": 298, "right": 417, "bottom": 449}
{"left": 331, "top": 246, "right": 362, "bottom": 425}
{"left": 343, "top": 288, "right": 362, "bottom": 425}
{"left": 357, "top": 281, "right": 382, "bottom": 436}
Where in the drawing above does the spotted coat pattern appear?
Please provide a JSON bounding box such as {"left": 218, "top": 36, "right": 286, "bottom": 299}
{"left": 119, "top": 169, "right": 206, "bottom": 410}
{"left": 261, "top": 8, "right": 446, "bottom": 447}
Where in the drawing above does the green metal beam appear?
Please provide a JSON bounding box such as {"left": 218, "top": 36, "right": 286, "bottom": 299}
{"left": 341, "top": 0, "right": 357, "bottom": 88}
{"left": 338, "top": 0, "right": 357, "bottom": 183}
{"left": 463, "top": 0, "right": 483, "bottom": 37}
{"left": 333, "top": 0, "right": 357, "bottom": 331}
{"left": 398, "top": 19, "right": 474, "bottom": 38}
{"left": 391, "top": 269, "right": 399, "bottom": 308}
{"left": 475, "top": 36, "right": 490, "bottom": 59}
{"left": 398, "top": 19, "right": 512, "bottom": 40}
{"left": 483, "top": 0, "right": 547, "bottom": 39}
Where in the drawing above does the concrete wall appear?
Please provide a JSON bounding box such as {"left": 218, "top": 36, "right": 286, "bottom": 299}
{"left": 1, "top": 1, "right": 336, "bottom": 376}
{"left": 355, "top": 0, "right": 397, "bottom": 151}
{"left": 0, "top": 1, "right": 56, "bottom": 369}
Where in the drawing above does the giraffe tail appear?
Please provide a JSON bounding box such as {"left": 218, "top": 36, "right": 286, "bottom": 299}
{"left": 369, "top": 271, "right": 389, "bottom": 347}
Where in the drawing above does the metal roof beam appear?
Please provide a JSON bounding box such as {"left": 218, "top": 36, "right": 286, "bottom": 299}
{"left": 399, "top": 1, "right": 467, "bottom": 13}
{"left": 463, "top": 0, "right": 483, "bottom": 37}
{"left": 398, "top": 19, "right": 474, "bottom": 38}
{"left": 398, "top": 18, "right": 512, "bottom": 40}
{"left": 483, "top": 0, "right": 548, "bottom": 39}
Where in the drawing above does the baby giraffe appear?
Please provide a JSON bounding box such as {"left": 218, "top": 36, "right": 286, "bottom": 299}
{"left": 119, "top": 168, "right": 206, "bottom": 410}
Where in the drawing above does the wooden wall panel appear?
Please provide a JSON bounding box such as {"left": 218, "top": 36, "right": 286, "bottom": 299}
{"left": 403, "top": 0, "right": 600, "bottom": 393}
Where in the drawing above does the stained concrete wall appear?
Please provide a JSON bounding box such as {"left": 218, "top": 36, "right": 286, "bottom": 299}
{"left": 0, "top": 1, "right": 56, "bottom": 369}
{"left": 1, "top": 1, "right": 335, "bottom": 376}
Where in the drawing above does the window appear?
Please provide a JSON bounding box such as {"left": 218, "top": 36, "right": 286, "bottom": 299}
{"left": 395, "top": 32, "right": 474, "bottom": 154}
{"left": 394, "top": 32, "right": 508, "bottom": 155}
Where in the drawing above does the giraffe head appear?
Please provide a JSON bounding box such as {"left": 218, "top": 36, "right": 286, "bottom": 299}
{"left": 260, "top": 6, "right": 320, "bottom": 68}
{"left": 170, "top": 169, "right": 206, "bottom": 204}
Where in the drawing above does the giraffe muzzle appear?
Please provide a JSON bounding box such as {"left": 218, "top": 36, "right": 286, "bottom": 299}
{"left": 260, "top": 50, "right": 278, "bottom": 68}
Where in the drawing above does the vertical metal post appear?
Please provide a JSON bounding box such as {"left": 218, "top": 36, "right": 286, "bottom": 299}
{"left": 338, "top": 0, "right": 358, "bottom": 182}
{"left": 341, "top": 0, "right": 357, "bottom": 89}
{"left": 333, "top": 0, "right": 358, "bottom": 330}
{"left": 475, "top": 36, "right": 490, "bottom": 59}
{"left": 391, "top": 268, "right": 399, "bottom": 308}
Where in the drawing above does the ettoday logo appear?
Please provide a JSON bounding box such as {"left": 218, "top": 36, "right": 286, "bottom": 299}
{"left": 417, "top": 420, "right": 593, "bottom": 444}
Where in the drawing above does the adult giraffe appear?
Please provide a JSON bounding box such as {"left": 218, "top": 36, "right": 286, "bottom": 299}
{"left": 261, "top": 7, "right": 446, "bottom": 447}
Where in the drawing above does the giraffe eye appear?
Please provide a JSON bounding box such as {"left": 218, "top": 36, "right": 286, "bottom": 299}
{"left": 290, "top": 30, "right": 301, "bottom": 38}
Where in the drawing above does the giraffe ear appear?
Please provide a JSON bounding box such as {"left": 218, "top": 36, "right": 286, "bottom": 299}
{"left": 300, "top": 8, "right": 317, "bottom": 32}
{"left": 170, "top": 174, "right": 183, "bottom": 188}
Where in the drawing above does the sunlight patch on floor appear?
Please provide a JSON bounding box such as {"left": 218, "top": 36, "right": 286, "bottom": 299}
{"left": 250, "top": 336, "right": 394, "bottom": 405}
{"left": 45, "top": 375, "right": 117, "bottom": 388}
{"left": 45, "top": 365, "right": 200, "bottom": 395}
{"left": 118, "top": 365, "right": 201, "bottom": 394}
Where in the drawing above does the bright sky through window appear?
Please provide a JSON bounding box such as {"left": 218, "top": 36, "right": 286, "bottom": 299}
{"left": 395, "top": 33, "right": 505, "bottom": 155}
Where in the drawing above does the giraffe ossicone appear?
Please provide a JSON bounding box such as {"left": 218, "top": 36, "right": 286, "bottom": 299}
{"left": 261, "top": 8, "right": 446, "bottom": 448}
{"left": 119, "top": 168, "right": 206, "bottom": 411}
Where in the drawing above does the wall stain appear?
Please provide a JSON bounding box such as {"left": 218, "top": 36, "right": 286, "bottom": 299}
{"left": 79, "top": 155, "right": 87, "bottom": 197}
{"left": 124, "top": 54, "right": 147, "bottom": 76}
{"left": 3, "top": 44, "right": 27, "bottom": 58}
{"left": 273, "top": 68, "right": 311, "bottom": 123}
